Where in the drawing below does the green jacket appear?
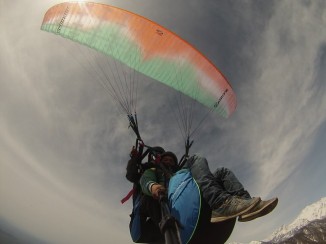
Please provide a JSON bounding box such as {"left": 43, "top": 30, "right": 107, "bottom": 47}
{"left": 139, "top": 168, "right": 166, "bottom": 196}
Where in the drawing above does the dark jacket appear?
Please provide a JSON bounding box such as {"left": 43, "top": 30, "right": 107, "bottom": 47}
{"left": 126, "top": 156, "right": 141, "bottom": 183}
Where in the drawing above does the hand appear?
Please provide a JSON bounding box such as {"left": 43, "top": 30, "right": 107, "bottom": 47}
{"left": 130, "top": 146, "right": 139, "bottom": 158}
{"left": 150, "top": 184, "right": 166, "bottom": 199}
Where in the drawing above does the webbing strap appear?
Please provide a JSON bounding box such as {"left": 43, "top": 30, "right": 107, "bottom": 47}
{"left": 121, "top": 187, "right": 135, "bottom": 204}
{"left": 128, "top": 114, "right": 141, "bottom": 140}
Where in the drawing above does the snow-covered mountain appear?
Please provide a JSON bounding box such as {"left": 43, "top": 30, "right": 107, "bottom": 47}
{"left": 229, "top": 197, "right": 326, "bottom": 244}
{"left": 263, "top": 197, "right": 326, "bottom": 243}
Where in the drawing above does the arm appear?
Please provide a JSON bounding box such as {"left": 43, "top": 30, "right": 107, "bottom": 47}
{"left": 140, "top": 168, "right": 166, "bottom": 198}
{"left": 126, "top": 145, "right": 143, "bottom": 183}
{"left": 140, "top": 168, "right": 157, "bottom": 196}
{"left": 126, "top": 157, "right": 141, "bottom": 183}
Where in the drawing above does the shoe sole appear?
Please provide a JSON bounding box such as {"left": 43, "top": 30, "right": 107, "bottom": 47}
{"left": 211, "top": 197, "right": 261, "bottom": 223}
{"left": 238, "top": 198, "right": 278, "bottom": 222}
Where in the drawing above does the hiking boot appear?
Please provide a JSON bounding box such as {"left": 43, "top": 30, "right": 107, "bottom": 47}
{"left": 211, "top": 196, "right": 260, "bottom": 223}
{"left": 238, "top": 197, "right": 278, "bottom": 222}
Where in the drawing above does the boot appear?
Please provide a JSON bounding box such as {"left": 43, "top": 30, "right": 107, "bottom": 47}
{"left": 211, "top": 196, "right": 260, "bottom": 222}
{"left": 238, "top": 197, "right": 278, "bottom": 222}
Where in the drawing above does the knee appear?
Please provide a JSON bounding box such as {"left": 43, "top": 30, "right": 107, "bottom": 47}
{"left": 191, "top": 154, "right": 210, "bottom": 170}
{"left": 192, "top": 153, "right": 207, "bottom": 162}
{"left": 183, "top": 154, "right": 205, "bottom": 169}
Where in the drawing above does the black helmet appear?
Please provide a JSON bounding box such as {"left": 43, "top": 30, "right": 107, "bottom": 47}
{"left": 151, "top": 146, "right": 165, "bottom": 155}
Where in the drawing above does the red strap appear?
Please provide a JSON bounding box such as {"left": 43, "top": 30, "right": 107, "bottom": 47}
{"left": 121, "top": 188, "right": 135, "bottom": 204}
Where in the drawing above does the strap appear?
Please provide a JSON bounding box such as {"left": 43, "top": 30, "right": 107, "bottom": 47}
{"left": 121, "top": 187, "right": 135, "bottom": 204}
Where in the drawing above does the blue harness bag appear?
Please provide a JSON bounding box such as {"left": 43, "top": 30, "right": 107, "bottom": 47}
{"left": 168, "top": 169, "right": 201, "bottom": 244}
{"left": 130, "top": 191, "right": 142, "bottom": 242}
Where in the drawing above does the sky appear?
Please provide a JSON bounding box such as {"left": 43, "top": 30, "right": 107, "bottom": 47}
{"left": 1, "top": 0, "right": 326, "bottom": 243}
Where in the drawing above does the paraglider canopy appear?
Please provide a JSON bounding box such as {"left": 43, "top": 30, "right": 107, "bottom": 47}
{"left": 41, "top": 2, "right": 236, "bottom": 143}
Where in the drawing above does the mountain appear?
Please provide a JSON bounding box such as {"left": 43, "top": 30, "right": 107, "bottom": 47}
{"left": 262, "top": 197, "right": 326, "bottom": 243}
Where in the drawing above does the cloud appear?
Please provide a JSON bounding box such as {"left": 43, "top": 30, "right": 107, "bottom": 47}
{"left": 0, "top": 158, "right": 130, "bottom": 244}
{"left": 225, "top": 0, "right": 326, "bottom": 196}
{"left": 209, "top": 2, "right": 326, "bottom": 241}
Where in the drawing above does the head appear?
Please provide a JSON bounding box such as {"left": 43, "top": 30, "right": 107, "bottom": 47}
{"left": 160, "top": 151, "right": 178, "bottom": 169}
{"left": 148, "top": 146, "right": 165, "bottom": 163}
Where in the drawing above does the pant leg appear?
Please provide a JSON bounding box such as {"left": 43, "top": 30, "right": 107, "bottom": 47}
{"left": 213, "top": 167, "right": 251, "bottom": 199}
{"left": 183, "top": 154, "right": 230, "bottom": 208}
{"left": 140, "top": 195, "right": 162, "bottom": 225}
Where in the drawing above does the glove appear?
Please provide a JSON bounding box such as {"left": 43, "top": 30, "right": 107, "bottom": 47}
{"left": 130, "top": 146, "right": 140, "bottom": 159}
{"left": 150, "top": 184, "right": 166, "bottom": 199}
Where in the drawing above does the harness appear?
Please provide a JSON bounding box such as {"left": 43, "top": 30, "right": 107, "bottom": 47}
{"left": 122, "top": 139, "right": 195, "bottom": 244}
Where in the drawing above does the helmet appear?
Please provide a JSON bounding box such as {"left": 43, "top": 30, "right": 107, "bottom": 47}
{"left": 151, "top": 146, "right": 165, "bottom": 155}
